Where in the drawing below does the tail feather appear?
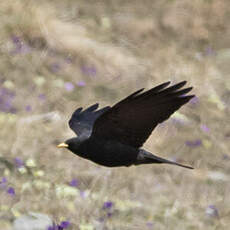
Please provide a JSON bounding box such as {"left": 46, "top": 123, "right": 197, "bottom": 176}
{"left": 137, "top": 150, "right": 193, "bottom": 169}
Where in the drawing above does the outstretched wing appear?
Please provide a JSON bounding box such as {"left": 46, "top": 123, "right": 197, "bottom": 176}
{"left": 91, "top": 81, "right": 194, "bottom": 148}
{"left": 69, "top": 103, "right": 110, "bottom": 137}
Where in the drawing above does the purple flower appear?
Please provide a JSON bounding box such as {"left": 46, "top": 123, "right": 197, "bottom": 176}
{"left": 206, "top": 205, "right": 219, "bottom": 218}
{"left": 204, "top": 47, "right": 216, "bottom": 56}
{"left": 65, "top": 56, "right": 72, "bottom": 64}
{"left": 81, "top": 65, "right": 97, "bottom": 77}
{"left": 0, "top": 87, "right": 15, "bottom": 98}
{"left": 76, "top": 81, "right": 86, "bottom": 87}
{"left": 12, "top": 35, "right": 21, "bottom": 44}
{"left": 11, "top": 35, "right": 31, "bottom": 55}
{"left": 1, "top": 177, "right": 7, "bottom": 183}
{"left": 222, "top": 154, "right": 230, "bottom": 160}
{"left": 0, "top": 177, "right": 7, "bottom": 189}
{"left": 64, "top": 82, "right": 75, "bottom": 92}
{"left": 200, "top": 124, "right": 210, "bottom": 133}
{"left": 146, "top": 222, "right": 154, "bottom": 228}
{"left": 185, "top": 139, "right": 202, "bottom": 147}
{"left": 69, "top": 179, "right": 78, "bottom": 187}
{"left": 0, "top": 87, "right": 16, "bottom": 113}
{"left": 50, "top": 63, "right": 61, "bottom": 73}
{"left": 25, "top": 105, "right": 32, "bottom": 112}
{"left": 48, "top": 221, "right": 70, "bottom": 230}
{"left": 38, "top": 94, "right": 46, "bottom": 101}
{"left": 14, "top": 157, "right": 24, "bottom": 168}
{"left": 59, "top": 221, "right": 70, "bottom": 229}
{"left": 107, "top": 212, "right": 113, "bottom": 218}
{"left": 7, "top": 187, "right": 15, "bottom": 196}
{"left": 47, "top": 225, "right": 58, "bottom": 230}
{"left": 103, "top": 201, "right": 113, "bottom": 209}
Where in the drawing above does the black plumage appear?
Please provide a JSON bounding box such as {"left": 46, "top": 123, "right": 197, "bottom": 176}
{"left": 58, "top": 81, "right": 194, "bottom": 169}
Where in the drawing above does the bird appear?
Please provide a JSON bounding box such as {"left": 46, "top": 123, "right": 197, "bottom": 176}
{"left": 58, "top": 81, "right": 194, "bottom": 169}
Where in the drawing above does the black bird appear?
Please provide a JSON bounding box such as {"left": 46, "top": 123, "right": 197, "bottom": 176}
{"left": 58, "top": 81, "right": 194, "bottom": 169}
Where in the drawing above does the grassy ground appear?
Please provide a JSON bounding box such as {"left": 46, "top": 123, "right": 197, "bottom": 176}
{"left": 0, "top": 0, "right": 230, "bottom": 229}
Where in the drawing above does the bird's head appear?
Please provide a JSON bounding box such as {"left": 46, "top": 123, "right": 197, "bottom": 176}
{"left": 57, "top": 137, "right": 82, "bottom": 153}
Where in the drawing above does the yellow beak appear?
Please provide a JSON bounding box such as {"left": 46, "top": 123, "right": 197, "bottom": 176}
{"left": 57, "top": 143, "right": 69, "bottom": 148}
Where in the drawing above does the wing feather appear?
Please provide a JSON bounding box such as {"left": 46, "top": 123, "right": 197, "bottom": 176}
{"left": 69, "top": 103, "right": 110, "bottom": 137}
{"left": 91, "top": 81, "right": 194, "bottom": 148}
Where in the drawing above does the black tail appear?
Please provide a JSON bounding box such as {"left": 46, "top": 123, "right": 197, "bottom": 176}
{"left": 136, "top": 150, "right": 193, "bottom": 169}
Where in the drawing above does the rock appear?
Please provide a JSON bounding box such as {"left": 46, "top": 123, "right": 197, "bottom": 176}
{"left": 13, "top": 212, "right": 52, "bottom": 230}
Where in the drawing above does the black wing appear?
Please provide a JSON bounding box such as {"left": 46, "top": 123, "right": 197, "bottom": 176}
{"left": 69, "top": 103, "right": 110, "bottom": 137}
{"left": 91, "top": 81, "right": 194, "bottom": 148}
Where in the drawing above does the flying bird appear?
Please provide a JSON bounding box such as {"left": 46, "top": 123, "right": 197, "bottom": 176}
{"left": 58, "top": 81, "right": 194, "bottom": 169}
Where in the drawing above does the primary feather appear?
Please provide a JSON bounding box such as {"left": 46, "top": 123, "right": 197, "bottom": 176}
{"left": 69, "top": 103, "right": 110, "bottom": 137}
{"left": 91, "top": 81, "right": 194, "bottom": 148}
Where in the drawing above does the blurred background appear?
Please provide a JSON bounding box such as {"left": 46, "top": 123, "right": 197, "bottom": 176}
{"left": 0, "top": 0, "right": 230, "bottom": 229}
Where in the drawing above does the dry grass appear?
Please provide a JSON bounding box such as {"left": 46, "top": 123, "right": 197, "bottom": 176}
{"left": 0, "top": 0, "right": 230, "bottom": 229}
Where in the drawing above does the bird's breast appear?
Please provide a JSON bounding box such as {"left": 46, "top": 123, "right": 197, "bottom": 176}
{"left": 78, "top": 138, "right": 138, "bottom": 167}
